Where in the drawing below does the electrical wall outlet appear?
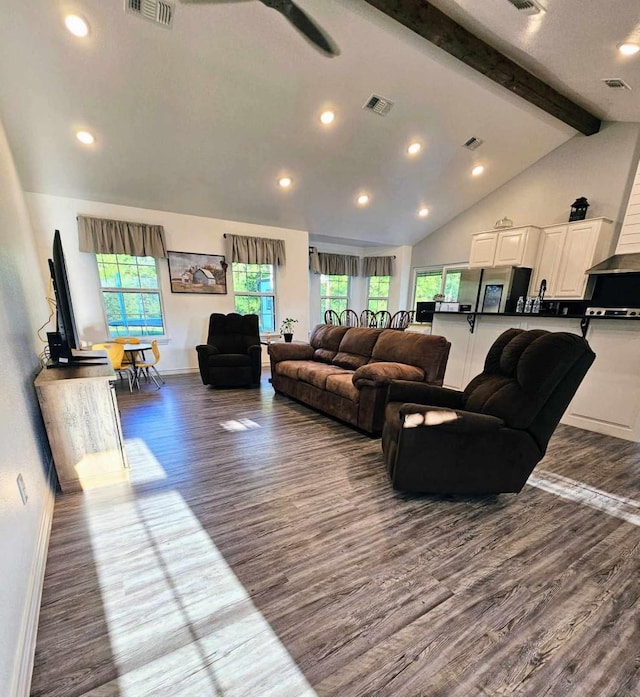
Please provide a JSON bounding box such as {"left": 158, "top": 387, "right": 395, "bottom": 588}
{"left": 17, "top": 473, "right": 28, "bottom": 505}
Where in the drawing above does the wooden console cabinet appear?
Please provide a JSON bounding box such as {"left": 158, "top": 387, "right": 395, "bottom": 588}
{"left": 35, "top": 363, "right": 129, "bottom": 492}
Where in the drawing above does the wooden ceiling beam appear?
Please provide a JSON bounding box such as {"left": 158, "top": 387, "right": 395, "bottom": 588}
{"left": 362, "top": 0, "right": 601, "bottom": 136}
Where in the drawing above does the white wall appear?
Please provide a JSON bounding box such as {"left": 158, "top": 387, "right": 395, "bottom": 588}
{"left": 308, "top": 241, "right": 413, "bottom": 327}
{"left": 0, "top": 121, "right": 55, "bottom": 696}
{"left": 26, "top": 194, "right": 310, "bottom": 372}
{"left": 411, "top": 121, "right": 640, "bottom": 270}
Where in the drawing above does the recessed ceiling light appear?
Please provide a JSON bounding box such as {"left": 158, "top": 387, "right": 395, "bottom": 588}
{"left": 407, "top": 142, "right": 422, "bottom": 156}
{"left": 65, "top": 14, "right": 89, "bottom": 38}
{"left": 320, "top": 110, "right": 335, "bottom": 125}
{"left": 356, "top": 193, "right": 370, "bottom": 206}
{"left": 618, "top": 42, "right": 640, "bottom": 56}
{"left": 418, "top": 207, "right": 430, "bottom": 218}
{"left": 76, "top": 130, "right": 95, "bottom": 145}
{"left": 278, "top": 176, "right": 293, "bottom": 189}
{"left": 472, "top": 165, "right": 485, "bottom": 177}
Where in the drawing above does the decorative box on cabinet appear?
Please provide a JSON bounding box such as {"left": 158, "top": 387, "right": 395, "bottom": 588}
{"left": 469, "top": 226, "right": 541, "bottom": 268}
{"left": 35, "top": 363, "right": 129, "bottom": 492}
{"left": 531, "top": 218, "right": 615, "bottom": 299}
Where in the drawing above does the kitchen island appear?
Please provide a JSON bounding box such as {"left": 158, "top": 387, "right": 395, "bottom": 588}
{"left": 432, "top": 311, "right": 640, "bottom": 442}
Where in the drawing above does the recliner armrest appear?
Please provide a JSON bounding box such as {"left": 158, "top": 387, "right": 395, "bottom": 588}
{"left": 268, "top": 343, "right": 314, "bottom": 363}
{"left": 399, "top": 403, "right": 504, "bottom": 434}
{"left": 387, "top": 380, "right": 464, "bottom": 409}
{"left": 196, "top": 344, "right": 220, "bottom": 357}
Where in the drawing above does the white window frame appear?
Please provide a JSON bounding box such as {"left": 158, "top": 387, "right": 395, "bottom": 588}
{"left": 366, "top": 275, "right": 391, "bottom": 313}
{"left": 232, "top": 262, "right": 276, "bottom": 333}
{"left": 319, "top": 274, "right": 350, "bottom": 321}
{"left": 96, "top": 254, "right": 167, "bottom": 340}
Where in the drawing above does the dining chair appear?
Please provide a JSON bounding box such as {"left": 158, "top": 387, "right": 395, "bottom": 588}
{"left": 91, "top": 343, "right": 135, "bottom": 391}
{"left": 324, "top": 309, "right": 341, "bottom": 325}
{"left": 389, "top": 310, "right": 411, "bottom": 330}
{"left": 114, "top": 337, "right": 139, "bottom": 365}
{"left": 375, "top": 310, "right": 392, "bottom": 329}
{"left": 136, "top": 340, "right": 164, "bottom": 389}
{"left": 340, "top": 308, "right": 359, "bottom": 326}
{"left": 359, "top": 309, "right": 377, "bottom": 328}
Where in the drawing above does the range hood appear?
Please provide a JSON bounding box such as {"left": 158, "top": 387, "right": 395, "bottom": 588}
{"left": 587, "top": 253, "right": 640, "bottom": 275}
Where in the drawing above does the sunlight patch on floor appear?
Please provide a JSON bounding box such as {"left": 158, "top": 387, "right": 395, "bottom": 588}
{"left": 84, "top": 486, "right": 317, "bottom": 696}
{"left": 124, "top": 437, "right": 168, "bottom": 483}
{"left": 528, "top": 470, "right": 640, "bottom": 527}
{"left": 220, "top": 418, "right": 262, "bottom": 432}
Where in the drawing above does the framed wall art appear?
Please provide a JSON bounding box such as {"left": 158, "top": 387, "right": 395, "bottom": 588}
{"left": 167, "top": 251, "right": 227, "bottom": 294}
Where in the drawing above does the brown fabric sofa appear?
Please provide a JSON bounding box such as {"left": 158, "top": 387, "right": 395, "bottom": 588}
{"left": 268, "top": 324, "right": 451, "bottom": 434}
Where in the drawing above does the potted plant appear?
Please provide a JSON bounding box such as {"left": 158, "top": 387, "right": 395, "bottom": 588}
{"left": 280, "top": 317, "right": 298, "bottom": 343}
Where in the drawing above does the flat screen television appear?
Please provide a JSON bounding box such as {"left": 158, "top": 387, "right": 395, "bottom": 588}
{"left": 47, "top": 229, "right": 105, "bottom": 367}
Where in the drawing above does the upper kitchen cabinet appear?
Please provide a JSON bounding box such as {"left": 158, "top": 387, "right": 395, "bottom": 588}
{"left": 615, "top": 159, "right": 640, "bottom": 254}
{"left": 469, "top": 226, "right": 541, "bottom": 268}
{"left": 531, "top": 218, "right": 615, "bottom": 299}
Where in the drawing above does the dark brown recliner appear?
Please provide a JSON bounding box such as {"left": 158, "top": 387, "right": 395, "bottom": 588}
{"left": 196, "top": 313, "right": 261, "bottom": 387}
{"left": 382, "top": 328, "right": 595, "bottom": 494}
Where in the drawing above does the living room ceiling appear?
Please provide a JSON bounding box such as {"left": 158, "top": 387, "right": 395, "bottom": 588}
{"left": 0, "top": 1, "right": 637, "bottom": 246}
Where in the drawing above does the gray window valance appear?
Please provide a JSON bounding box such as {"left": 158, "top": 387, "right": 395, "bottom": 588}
{"left": 227, "top": 234, "right": 286, "bottom": 266}
{"left": 362, "top": 255, "right": 394, "bottom": 276}
{"left": 309, "top": 250, "right": 360, "bottom": 276}
{"left": 77, "top": 215, "right": 167, "bottom": 258}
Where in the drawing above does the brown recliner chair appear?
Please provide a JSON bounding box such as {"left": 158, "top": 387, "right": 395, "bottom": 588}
{"left": 196, "top": 313, "right": 261, "bottom": 387}
{"left": 382, "top": 328, "right": 595, "bottom": 494}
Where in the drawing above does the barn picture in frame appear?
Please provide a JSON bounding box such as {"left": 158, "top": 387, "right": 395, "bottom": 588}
{"left": 167, "top": 251, "right": 227, "bottom": 294}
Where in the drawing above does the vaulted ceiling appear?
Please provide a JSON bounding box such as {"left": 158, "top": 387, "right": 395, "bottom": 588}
{"left": 0, "top": 1, "right": 638, "bottom": 246}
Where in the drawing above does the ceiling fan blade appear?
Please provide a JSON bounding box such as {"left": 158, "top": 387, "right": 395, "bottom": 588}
{"left": 261, "top": 0, "right": 339, "bottom": 57}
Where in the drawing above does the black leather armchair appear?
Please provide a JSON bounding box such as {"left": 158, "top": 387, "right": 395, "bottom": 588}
{"left": 382, "top": 328, "right": 595, "bottom": 494}
{"left": 196, "top": 313, "right": 262, "bottom": 387}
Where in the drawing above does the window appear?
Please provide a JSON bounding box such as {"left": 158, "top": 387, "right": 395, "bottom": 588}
{"left": 413, "top": 267, "right": 462, "bottom": 304}
{"left": 96, "top": 254, "right": 165, "bottom": 338}
{"left": 367, "top": 276, "right": 390, "bottom": 313}
{"left": 232, "top": 263, "right": 275, "bottom": 333}
{"left": 320, "top": 274, "right": 349, "bottom": 320}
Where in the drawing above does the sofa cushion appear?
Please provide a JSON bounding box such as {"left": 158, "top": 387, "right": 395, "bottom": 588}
{"left": 314, "top": 348, "right": 337, "bottom": 364}
{"left": 338, "top": 327, "right": 382, "bottom": 357}
{"left": 331, "top": 327, "right": 382, "bottom": 370}
{"left": 298, "top": 363, "right": 351, "bottom": 390}
{"left": 309, "top": 324, "right": 350, "bottom": 351}
{"left": 332, "top": 352, "right": 369, "bottom": 370}
{"left": 276, "top": 359, "right": 315, "bottom": 380}
{"left": 326, "top": 373, "right": 360, "bottom": 402}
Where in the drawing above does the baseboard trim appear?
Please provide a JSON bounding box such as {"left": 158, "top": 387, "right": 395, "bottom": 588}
{"left": 10, "top": 459, "right": 56, "bottom": 697}
{"left": 160, "top": 367, "right": 199, "bottom": 376}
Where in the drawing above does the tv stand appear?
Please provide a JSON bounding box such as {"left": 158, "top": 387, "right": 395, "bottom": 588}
{"left": 35, "top": 363, "right": 129, "bottom": 492}
{"left": 47, "top": 348, "right": 109, "bottom": 368}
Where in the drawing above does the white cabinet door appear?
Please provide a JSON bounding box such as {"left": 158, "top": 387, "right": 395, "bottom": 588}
{"left": 495, "top": 229, "right": 527, "bottom": 266}
{"left": 555, "top": 222, "right": 598, "bottom": 298}
{"left": 531, "top": 225, "right": 565, "bottom": 298}
{"left": 469, "top": 232, "right": 498, "bottom": 268}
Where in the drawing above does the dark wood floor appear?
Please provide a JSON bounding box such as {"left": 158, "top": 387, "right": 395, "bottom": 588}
{"left": 31, "top": 372, "right": 640, "bottom": 696}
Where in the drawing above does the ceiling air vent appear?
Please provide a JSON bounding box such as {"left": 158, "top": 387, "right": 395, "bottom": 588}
{"left": 463, "top": 136, "right": 483, "bottom": 151}
{"left": 506, "top": 0, "right": 546, "bottom": 15}
{"left": 125, "top": 0, "right": 174, "bottom": 29}
{"left": 602, "top": 78, "right": 631, "bottom": 90}
{"left": 363, "top": 94, "right": 394, "bottom": 117}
